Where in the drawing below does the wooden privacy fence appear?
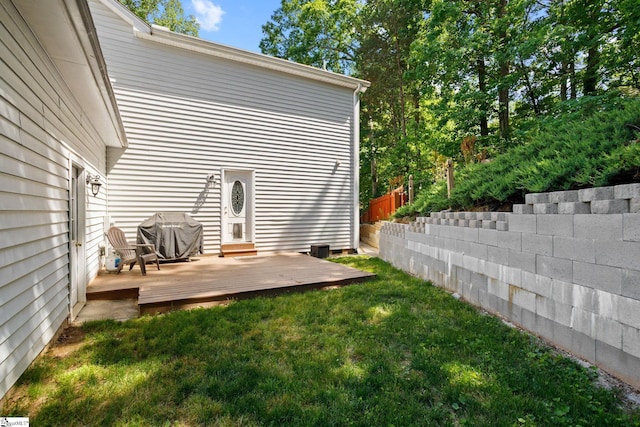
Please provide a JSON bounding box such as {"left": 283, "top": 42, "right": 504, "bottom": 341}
{"left": 361, "top": 186, "right": 406, "bottom": 223}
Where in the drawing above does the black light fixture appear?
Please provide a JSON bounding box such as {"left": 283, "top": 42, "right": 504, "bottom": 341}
{"left": 86, "top": 174, "right": 102, "bottom": 197}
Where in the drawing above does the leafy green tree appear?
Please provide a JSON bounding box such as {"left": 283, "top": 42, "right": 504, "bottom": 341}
{"left": 357, "top": 0, "right": 429, "bottom": 199}
{"left": 260, "top": 0, "right": 360, "bottom": 74}
{"left": 601, "top": 0, "right": 640, "bottom": 90}
{"left": 119, "top": 0, "right": 199, "bottom": 36}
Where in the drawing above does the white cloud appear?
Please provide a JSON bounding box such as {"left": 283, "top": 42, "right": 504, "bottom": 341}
{"left": 192, "top": 0, "right": 225, "bottom": 32}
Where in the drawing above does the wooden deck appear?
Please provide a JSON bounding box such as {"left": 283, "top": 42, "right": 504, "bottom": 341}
{"left": 87, "top": 253, "right": 375, "bottom": 315}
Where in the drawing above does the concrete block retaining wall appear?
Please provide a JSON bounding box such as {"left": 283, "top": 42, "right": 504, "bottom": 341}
{"left": 360, "top": 221, "right": 383, "bottom": 248}
{"left": 380, "top": 184, "right": 640, "bottom": 388}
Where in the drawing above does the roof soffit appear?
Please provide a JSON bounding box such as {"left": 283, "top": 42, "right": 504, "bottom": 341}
{"left": 14, "top": 0, "right": 127, "bottom": 148}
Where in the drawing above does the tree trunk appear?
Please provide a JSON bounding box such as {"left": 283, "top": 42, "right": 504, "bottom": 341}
{"left": 498, "top": 0, "right": 510, "bottom": 139}
{"left": 413, "top": 91, "right": 421, "bottom": 136}
{"left": 395, "top": 38, "right": 407, "bottom": 138}
{"left": 477, "top": 58, "right": 489, "bottom": 136}
{"left": 569, "top": 60, "right": 577, "bottom": 99}
{"left": 560, "top": 60, "right": 568, "bottom": 101}
{"left": 583, "top": 45, "right": 599, "bottom": 95}
{"left": 371, "top": 157, "right": 377, "bottom": 198}
{"left": 519, "top": 59, "right": 540, "bottom": 115}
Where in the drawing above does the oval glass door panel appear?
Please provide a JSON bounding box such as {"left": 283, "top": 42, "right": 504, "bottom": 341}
{"left": 231, "top": 180, "right": 244, "bottom": 216}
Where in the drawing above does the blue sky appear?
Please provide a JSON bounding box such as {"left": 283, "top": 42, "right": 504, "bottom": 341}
{"left": 183, "top": 0, "right": 282, "bottom": 53}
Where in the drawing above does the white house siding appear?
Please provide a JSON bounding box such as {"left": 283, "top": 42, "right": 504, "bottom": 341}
{"left": 91, "top": 0, "right": 363, "bottom": 254}
{"left": 0, "top": 0, "right": 117, "bottom": 399}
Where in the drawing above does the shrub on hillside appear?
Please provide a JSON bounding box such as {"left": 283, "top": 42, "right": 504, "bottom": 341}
{"left": 396, "top": 95, "right": 640, "bottom": 218}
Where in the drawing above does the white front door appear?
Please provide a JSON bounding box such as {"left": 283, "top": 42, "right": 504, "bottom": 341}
{"left": 69, "top": 165, "right": 86, "bottom": 319}
{"left": 221, "top": 169, "right": 254, "bottom": 243}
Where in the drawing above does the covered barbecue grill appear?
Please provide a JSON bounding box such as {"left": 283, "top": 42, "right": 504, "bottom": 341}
{"left": 137, "top": 212, "right": 203, "bottom": 260}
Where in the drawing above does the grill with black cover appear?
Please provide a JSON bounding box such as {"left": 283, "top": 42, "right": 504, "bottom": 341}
{"left": 137, "top": 212, "right": 203, "bottom": 260}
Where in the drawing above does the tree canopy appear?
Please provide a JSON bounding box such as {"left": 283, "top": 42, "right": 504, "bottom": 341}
{"left": 260, "top": 0, "right": 640, "bottom": 206}
{"left": 119, "top": 0, "right": 199, "bottom": 36}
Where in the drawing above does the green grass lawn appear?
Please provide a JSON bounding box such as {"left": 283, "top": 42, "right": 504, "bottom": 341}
{"left": 5, "top": 257, "right": 639, "bottom": 426}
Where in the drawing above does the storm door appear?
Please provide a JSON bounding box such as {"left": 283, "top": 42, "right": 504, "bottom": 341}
{"left": 221, "top": 169, "right": 254, "bottom": 243}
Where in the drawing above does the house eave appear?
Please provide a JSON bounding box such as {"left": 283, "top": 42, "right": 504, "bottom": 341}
{"left": 14, "top": 0, "right": 128, "bottom": 149}
{"left": 136, "top": 26, "right": 370, "bottom": 92}
{"left": 71, "top": 0, "right": 128, "bottom": 148}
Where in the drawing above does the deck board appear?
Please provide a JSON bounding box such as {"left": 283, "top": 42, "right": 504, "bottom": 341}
{"left": 88, "top": 253, "right": 375, "bottom": 314}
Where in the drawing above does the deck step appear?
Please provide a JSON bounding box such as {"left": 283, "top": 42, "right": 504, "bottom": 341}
{"left": 87, "top": 284, "right": 139, "bottom": 300}
{"left": 220, "top": 243, "right": 257, "bottom": 257}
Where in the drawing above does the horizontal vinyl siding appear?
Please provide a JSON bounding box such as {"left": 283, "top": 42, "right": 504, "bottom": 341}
{"left": 92, "top": 1, "right": 357, "bottom": 254}
{"left": 0, "top": 1, "right": 108, "bottom": 398}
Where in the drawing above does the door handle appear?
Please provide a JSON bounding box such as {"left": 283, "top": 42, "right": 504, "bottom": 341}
{"left": 75, "top": 242, "right": 82, "bottom": 247}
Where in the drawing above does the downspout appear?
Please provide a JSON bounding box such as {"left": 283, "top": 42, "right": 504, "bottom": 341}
{"left": 352, "top": 83, "right": 363, "bottom": 251}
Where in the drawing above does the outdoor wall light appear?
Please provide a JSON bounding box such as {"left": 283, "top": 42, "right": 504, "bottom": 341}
{"left": 206, "top": 173, "right": 216, "bottom": 185}
{"left": 86, "top": 174, "right": 102, "bottom": 197}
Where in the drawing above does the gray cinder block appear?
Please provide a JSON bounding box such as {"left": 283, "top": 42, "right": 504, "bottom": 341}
{"left": 553, "top": 236, "right": 595, "bottom": 263}
{"left": 558, "top": 202, "right": 591, "bottom": 214}
{"left": 462, "top": 227, "right": 479, "bottom": 243}
{"left": 491, "top": 212, "right": 506, "bottom": 222}
{"left": 596, "top": 316, "right": 623, "bottom": 349}
{"left": 507, "top": 213, "right": 537, "bottom": 233}
{"left": 533, "top": 203, "right": 559, "bottom": 214}
{"left": 513, "top": 204, "right": 534, "bottom": 214}
{"left": 574, "top": 214, "right": 623, "bottom": 240}
{"left": 511, "top": 287, "right": 536, "bottom": 312}
{"left": 553, "top": 324, "right": 596, "bottom": 362}
{"left": 536, "top": 255, "right": 573, "bottom": 282}
{"left": 573, "top": 261, "right": 623, "bottom": 294}
{"left": 488, "top": 246, "right": 509, "bottom": 264}
{"left": 525, "top": 192, "right": 550, "bottom": 204}
{"left": 537, "top": 215, "right": 574, "bottom": 237}
{"left": 622, "top": 269, "right": 640, "bottom": 300}
{"left": 591, "top": 199, "right": 630, "bottom": 214}
{"left": 596, "top": 240, "right": 640, "bottom": 271}
{"left": 623, "top": 213, "right": 640, "bottom": 242}
{"left": 571, "top": 307, "right": 595, "bottom": 337}
{"left": 595, "top": 341, "right": 640, "bottom": 390}
{"left": 618, "top": 295, "right": 640, "bottom": 329}
{"left": 470, "top": 271, "right": 488, "bottom": 292}
{"left": 595, "top": 289, "right": 618, "bottom": 319}
{"left": 481, "top": 220, "right": 496, "bottom": 229}
{"left": 488, "top": 277, "right": 509, "bottom": 300}
{"left": 508, "top": 249, "right": 536, "bottom": 273}
{"left": 522, "top": 271, "right": 553, "bottom": 297}
{"left": 479, "top": 228, "right": 499, "bottom": 246}
{"left": 537, "top": 296, "right": 572, "bottom": 326}
{"left": 615, "top": 183, "right": 640, "bottom": 200}
{"left": 496, "top": 221, "right": 509, "bottom": 231}
{"left": 622, "top": 325, "right": 640, "bottom": 359}
{"left": 522, "top": 309, "right": 555, "bottom": 342}
{"left": 548, "top": 190, "right": 580, "bottom": 203}
{"left": 579, "top": 186, "right": 615, "bottom": 202}
{"left": 631, "top": 198, "right": 640, "bottom": 214}
{"left": 522, "top": 233, "right": 553, "bottom": 256}
{"left": 552, "top": 279, "right": 574, "bottom": 306}
{"left": 498, "top": 264, "right": 522, "bottom": 286}
{"left": 498, "top": 231, "right": 522, "bottom": 251}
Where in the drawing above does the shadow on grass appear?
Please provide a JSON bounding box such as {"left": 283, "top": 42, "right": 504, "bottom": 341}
{"left": 8, "top": 257, "right": 640, "bottom": 426}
